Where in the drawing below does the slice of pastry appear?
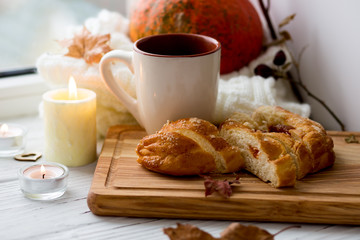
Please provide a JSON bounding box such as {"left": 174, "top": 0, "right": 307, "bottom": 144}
{"left": 252, "top": 105, "right": 335, "bottom": 174}
{"left": 219, "top": 113, "right": 296, "bottom": 187}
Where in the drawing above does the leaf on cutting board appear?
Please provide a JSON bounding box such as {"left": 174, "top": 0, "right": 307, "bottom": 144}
{"left": 202, "top": 175, "right": 240, "bottom": 198}
{"left": 345, "top": 134, "right": 359, "bottom": 143}
{"left": 58, "top": 27, "right": 112, "bottom": 64}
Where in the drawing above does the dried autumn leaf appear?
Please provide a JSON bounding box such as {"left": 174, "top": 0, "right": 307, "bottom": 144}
{"left": 58, "top": 27, "right": 112, "bottom": 64}
{"left": 279, "top": 13, "right": 296, "bottom": 28}
{"left": 220, "top": 223, "right": 274, "bottom": 240}
{"left": 345, "top": 134, "right": 359, "bottom": 143}
{"left": 279, "top": 30, "right": 292, "bottom": 41}
{"left": 202, "top": 175, "right": 240, "bottom": 198}
{"left": 164, "top": 223, "right": 299, "bottom": 240}
{"left": 164, "top": 223, "right": 216, "bottom": 240}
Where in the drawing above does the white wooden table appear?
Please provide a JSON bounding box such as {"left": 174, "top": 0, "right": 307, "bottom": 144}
{"left": 1, "top": 114, "right": 360, "bottom": 240}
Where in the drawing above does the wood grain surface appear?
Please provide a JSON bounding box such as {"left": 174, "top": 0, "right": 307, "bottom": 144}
{"left": 87, "top": 125, "right": 360, "bottom": 225}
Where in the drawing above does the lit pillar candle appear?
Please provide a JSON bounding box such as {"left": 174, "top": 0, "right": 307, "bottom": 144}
{"left": 43, "top": 77, "right": 96, "bottom": 167}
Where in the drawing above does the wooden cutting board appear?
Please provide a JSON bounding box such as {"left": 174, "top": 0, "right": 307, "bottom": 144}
{"left": 87, "top": 125, "right": 360, "bottom": 225}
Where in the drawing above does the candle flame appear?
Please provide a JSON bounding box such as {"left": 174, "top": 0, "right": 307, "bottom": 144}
{"left": 68, "top": 76, "right": 78, "bottom": 100}
{"left": 0, "top": 124, "right": 8, "bottom": 136}
{"left": 40, "top": 164, "right": 46, "bottom": 178}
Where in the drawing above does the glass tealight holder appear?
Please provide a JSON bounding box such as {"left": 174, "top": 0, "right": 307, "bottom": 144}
{"left": 18, "top": 162, "right": 69, "bottom": 200}
{"left": 0, "top": 123, "right": 27, "bottom": 157}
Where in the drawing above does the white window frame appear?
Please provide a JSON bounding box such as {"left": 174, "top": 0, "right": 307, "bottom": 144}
{"left": 0, "top": 74, "right": 48, "bottom": 119}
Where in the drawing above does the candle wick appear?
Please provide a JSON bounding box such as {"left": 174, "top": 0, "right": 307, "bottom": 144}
{"left": 42, "top": 174, "right": 45, "bottom": 179}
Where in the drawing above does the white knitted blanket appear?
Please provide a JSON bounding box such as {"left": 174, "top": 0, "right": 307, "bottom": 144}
{"left": 36, "top": 10, "right": 310, "bottom": 137}
{"left": 215, "top": 76, "right": 310, "bottom": 124}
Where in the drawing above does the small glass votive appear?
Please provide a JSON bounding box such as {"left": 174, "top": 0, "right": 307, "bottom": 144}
{"left": 18, "top": 162, "right": 69, "bottom": 200}
{"left": 0, "top": 123, "right": 27, "bottom": 157}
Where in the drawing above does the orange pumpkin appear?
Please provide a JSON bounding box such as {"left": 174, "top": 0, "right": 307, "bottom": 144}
{"left": 129, "top": 0, "right": 263, "bottom": 74}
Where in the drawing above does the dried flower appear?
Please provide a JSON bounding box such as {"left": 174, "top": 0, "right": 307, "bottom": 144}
{"left": 273, "top": 50, "right": 287, "bottom": 66}
{"left": 258, "top": 0, "right": 345, "bottom": 130}
{"left": 254, "top": 64, "right": 274, "bottom": 78}
{"left": 58, "top": 27, "right": 112, "bottom": 64}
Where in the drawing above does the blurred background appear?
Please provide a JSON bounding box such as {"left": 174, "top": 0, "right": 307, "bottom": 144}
{"left": 0, "top": 0, "right": 127, "bottom": 70}
{"left": 0, "top": 0, "right": 359, "bottom": 131}
{"left": 269, "top": 0, "right": 360, "bottom": 132}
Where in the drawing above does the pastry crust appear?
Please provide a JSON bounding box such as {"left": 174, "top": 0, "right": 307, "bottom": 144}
{"left": 136, "top": 118, "right": 244, "bottom": 176}
{"left": 220, "top": 106, "right": 335, "bottom": 187}
{"left": 252, "top": 106, "right": 335, "bottom": 174}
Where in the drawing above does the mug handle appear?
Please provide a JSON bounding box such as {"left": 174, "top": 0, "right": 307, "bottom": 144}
{"left": 99, "top": 50, "right": 142, "bottom": 126}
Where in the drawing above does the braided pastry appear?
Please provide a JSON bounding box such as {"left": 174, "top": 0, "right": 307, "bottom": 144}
{"left": 220, "top": 106, "right": 335, "bottom": 187}
{"left": 136, "top": 118, "right": 244, "bottom": 176}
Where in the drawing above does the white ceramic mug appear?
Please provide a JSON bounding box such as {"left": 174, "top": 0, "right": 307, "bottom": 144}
{"left": 100, "top": 33, "right": 221, "bottom": 134}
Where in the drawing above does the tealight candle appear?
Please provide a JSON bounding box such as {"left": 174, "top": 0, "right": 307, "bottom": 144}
{"left": 42, "top": 77, "right": 96, "bottom": 167}
{"left": 0, "top": 123, "right": 27, "bottom": 157}
{"left": 25, "top": 164, "right": 63, "bottom": 179}
{"left": 18, "top": 162, "right": 69, "bottom": 200}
